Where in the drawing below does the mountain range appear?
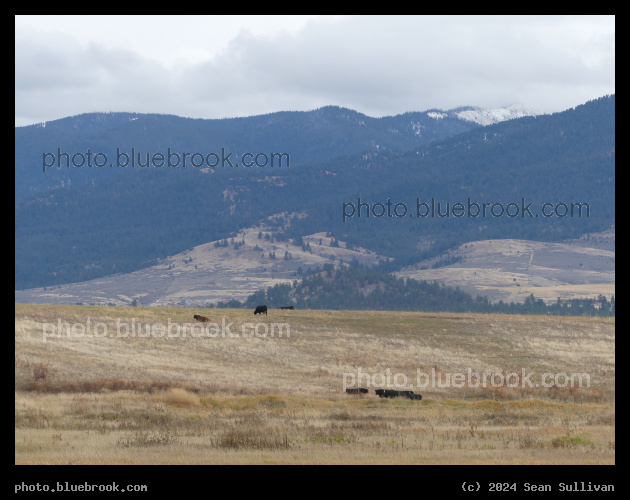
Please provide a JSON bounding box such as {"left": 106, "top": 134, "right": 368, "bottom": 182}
{"left": 15, "top": 96, "right": 614, "bottom": 307}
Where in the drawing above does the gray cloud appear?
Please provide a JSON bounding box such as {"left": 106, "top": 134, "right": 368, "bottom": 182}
{"left": 15, "top": 15, "right": 615, "bottom": 126}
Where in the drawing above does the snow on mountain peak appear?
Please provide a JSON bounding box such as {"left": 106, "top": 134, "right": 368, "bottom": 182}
{"left": 427, "top": 111, "right": 448, "bottom": 120}
{"left": 455, "top": 105, "right": 537, "bottom": 126}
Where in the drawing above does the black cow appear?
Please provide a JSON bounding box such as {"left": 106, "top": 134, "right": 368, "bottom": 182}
{"left": 193, "top": 314, "right": 209, "bottom": 322}
{"left": 346, "top": 388, "right": 369, "bottom": 395}
{"left": 254, "top": 305, "right": 268, "bottom": 316}
{"left": 375, "top": 389, "right": 422, "bottom": 400}
{"left": 278, "top": 306, "right": 295, "bottom": 310}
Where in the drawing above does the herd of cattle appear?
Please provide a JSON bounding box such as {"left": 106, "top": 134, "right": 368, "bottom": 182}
{"left": 194, "top": 306, "right": 421, "bottom": 402}
{"left": 346, "top": 388, "right": 422, "bottom": 400}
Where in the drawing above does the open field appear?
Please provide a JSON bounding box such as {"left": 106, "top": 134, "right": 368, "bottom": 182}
{"left": 15, "top": 304, "right": 615, "bottom": 464}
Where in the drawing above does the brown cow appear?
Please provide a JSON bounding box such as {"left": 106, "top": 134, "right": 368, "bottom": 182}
{"left": 193, "top": 314, "right": 209, "bottom": 322}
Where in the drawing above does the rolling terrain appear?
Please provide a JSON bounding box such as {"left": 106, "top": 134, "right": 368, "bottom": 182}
{"left": 397, "top": 228, "right": 615, "bottom": 305}
{"left": 14, "top": 220, "right": 389, "bottom": 307}
{"left": 15, "top": 225, "right": 614, "bottom": 308}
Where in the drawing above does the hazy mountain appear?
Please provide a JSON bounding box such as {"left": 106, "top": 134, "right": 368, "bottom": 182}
{"left": 15, "top": 97, "right": 613, "bottom": 291}
{"left": 15, "top": 105, "right": 493, "bottom": 201}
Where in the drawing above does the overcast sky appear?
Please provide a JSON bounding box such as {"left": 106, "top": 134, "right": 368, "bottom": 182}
{"left": 15, "top": 15, "right": 615, "bottom": 127}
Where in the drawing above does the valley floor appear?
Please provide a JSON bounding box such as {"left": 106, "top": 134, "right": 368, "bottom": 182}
{"left": 15, "top": 305, "right": 614, "bottom": 465}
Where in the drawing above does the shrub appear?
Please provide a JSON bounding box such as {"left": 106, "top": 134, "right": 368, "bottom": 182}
{"left": 33, "top": 363, "right": 49, "bottom": 381}
{"left": 161, "top": 388, "right": 200, "bottom": 407}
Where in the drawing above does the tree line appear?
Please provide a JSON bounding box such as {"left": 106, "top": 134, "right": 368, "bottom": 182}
{"left": 210, "top": 266, "right": 616, "bottom": 317}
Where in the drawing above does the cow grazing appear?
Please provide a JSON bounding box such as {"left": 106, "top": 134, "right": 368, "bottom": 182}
{"left": 254, "top": 305, "right": 268, "bottom": 316}
{"left": 346, "top": 388, "right": 369, "bottom": 395}
{"left": 193, "top": 314, "right": 209, "bottom": 322}
{"left": 375, "top": 389, "right": 422, "bottom": 400}
{"left": 278, "top": 306, "right": 295, "bottom": 310}
{"left": 383, "top": 389, "right": 401, "bottom": 398}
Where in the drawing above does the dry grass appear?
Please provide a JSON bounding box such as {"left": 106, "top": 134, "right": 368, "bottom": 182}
{"left": 160, "top": 388, "right": 200, "bottom": 407}
{"left": 15, "top": 304, "right": 614, "bottom": 464}
{"left": 397, "top": 237, "right": 615, "bottom": 304}
{"left": 14, "top": 225, "right": 387, "bottom": 308}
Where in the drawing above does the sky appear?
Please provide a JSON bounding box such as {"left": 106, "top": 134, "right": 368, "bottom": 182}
{"left": 15, "top": 15, "right": 615, "bottom": 127}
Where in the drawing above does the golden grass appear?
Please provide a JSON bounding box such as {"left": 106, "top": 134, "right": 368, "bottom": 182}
{"left": 159, "top": 388, "right": 201, "bottom": 407}
{"left": 15, "top": 304, "right": 614, "bottom": 464}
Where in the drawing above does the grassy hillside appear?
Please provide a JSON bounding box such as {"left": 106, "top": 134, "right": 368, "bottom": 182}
{"left": 15, "top": 304, "right": 614, "bottom": 465}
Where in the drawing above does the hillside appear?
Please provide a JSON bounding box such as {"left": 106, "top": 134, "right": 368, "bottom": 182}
{"left": 15, "top": 96, "right": 614, "bottom": 292}
{"left": 15, "top": 105, "right": 483, "bottom": 201}
{"left": 15, "top": 218, "right": 614, "bottom": 311}
{"left": 396, "top": 228, "right": 615, "bottom": 305}
{"left": 14, "top": 220, "right": 390, "bottom": 307}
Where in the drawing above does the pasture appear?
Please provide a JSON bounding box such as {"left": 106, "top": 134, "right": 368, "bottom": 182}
{"left": 15, "top": 304, "right": 614, "bottom": 464}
